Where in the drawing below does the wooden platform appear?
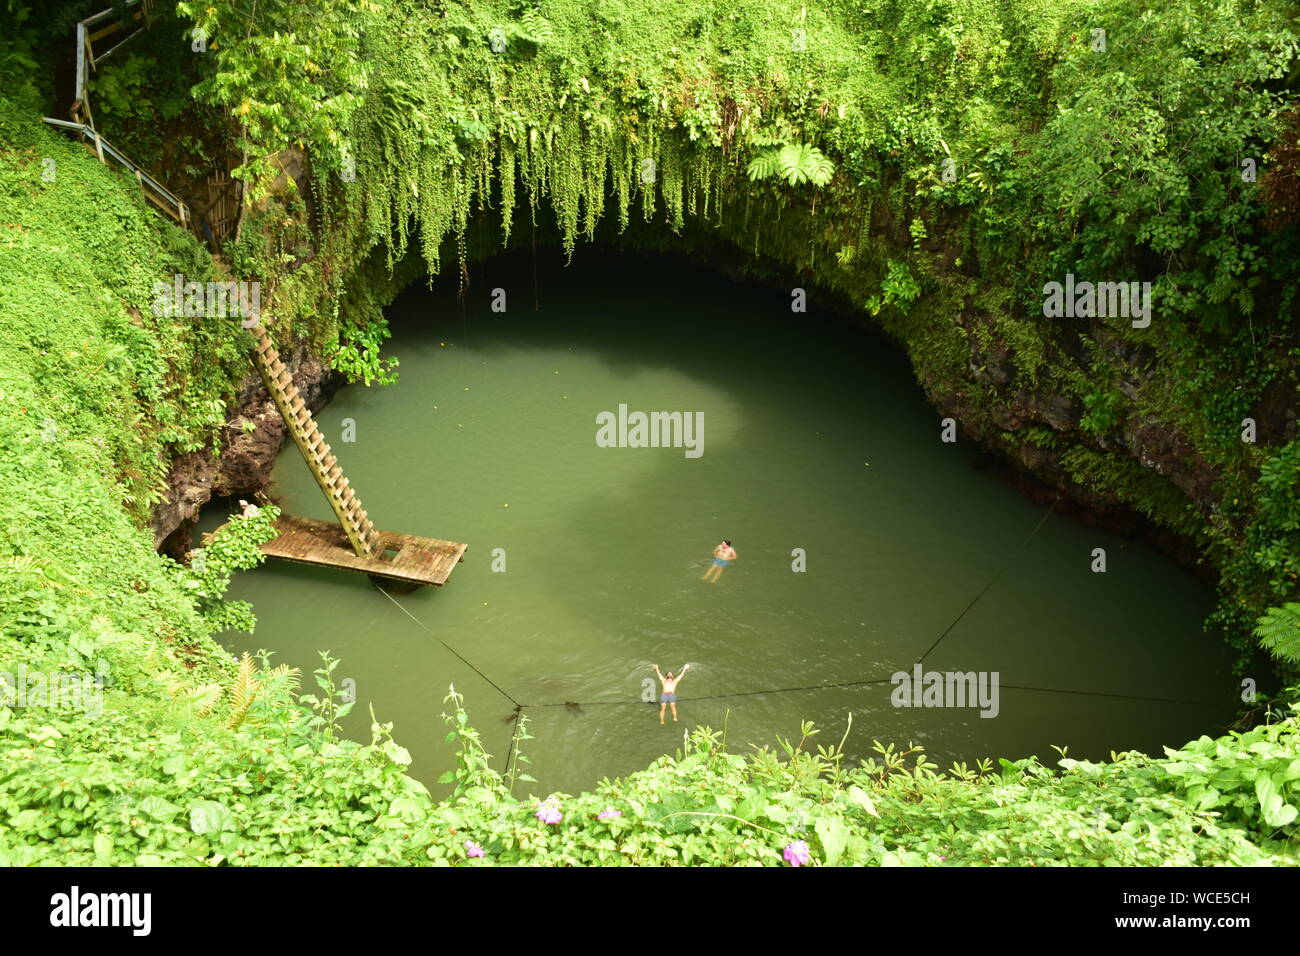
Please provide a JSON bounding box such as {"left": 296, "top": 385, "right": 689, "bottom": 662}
{"left": 210, "top": 514, "right": 467, "bottom": 588}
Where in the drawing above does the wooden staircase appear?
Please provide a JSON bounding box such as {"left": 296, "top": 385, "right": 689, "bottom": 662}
{"left": 249, "top": 323, "right": 379, "bottom": 559}
{"left": 238, "top": 323, "right": 468, "bottom": 588}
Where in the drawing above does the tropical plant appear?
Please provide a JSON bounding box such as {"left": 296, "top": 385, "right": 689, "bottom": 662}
{"left": 1256, "top": 604, "right": 1300, "bottom": 665}
{"left": 176, "top": 503, "right": 282, "bottom": 633}
{"left": 865, "top": 259, "right": 922, "bottom": 314}
{"left": 297, "top": 651, "right": 355, "bottom": 740}
{"left": 746, "top": 143, "right": 835, "bottom": 186}
{"left": 1163, "top": 707, "right": 1300, "bottom": 835}
{"left": 5, "top": 0, "right": 1300, "bottom": 870}
{"left": 225, "top": 651, "right": 300, "bottom": 730}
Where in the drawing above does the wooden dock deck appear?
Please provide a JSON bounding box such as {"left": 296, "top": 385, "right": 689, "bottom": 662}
{"left": 210, "top": 514, "right": 467, "bottom": 588}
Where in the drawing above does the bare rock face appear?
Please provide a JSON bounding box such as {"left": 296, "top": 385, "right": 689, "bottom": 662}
{"left": 1041, "top": 394, "right": 1082, "bottom": 432}
{"left": 923, "top": 326, "right": 1222, "bottom": 581}
{"left": 990, "top": 403, "right": 1029, "bottom": 431}
{"left": 1126, "top": 417, "right": 1220, "bottom": 504}
{"left": 969, "top": 347, "right": 1015, "bottom": 387}
{"left": 150, "top": 341, "right": 342, "bottom": 557}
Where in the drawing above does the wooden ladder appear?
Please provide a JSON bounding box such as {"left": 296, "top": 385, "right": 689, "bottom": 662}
{"left": 248, "top": 324, "right": 381, "bottom": 559}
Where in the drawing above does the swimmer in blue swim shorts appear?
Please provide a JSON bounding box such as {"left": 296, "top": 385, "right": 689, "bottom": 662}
{"left": 653, "top": 663, "right": 690, "bottom": 724}
{"left": 703, "top": 539, "right": 737, "bottom": 583}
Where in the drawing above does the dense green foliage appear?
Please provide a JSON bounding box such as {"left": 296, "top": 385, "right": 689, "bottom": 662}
{"left": 171, "top": 0, "right": 1300, "bottom": 664}
{"left": 4, "top": 679, "right": 1298, "bottom": 865}
{"left": 0, "top": 0, "right": 1298, "bottom": 864}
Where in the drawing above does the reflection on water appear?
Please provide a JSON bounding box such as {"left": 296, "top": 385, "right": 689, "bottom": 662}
{"left": 207, "top": 250, "right": 1235, "bottom": 796}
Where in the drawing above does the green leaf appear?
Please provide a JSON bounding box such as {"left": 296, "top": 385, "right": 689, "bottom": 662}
{"left": 847, "top": 785, "right": 879, "bottom": 818}
{"left": 1269, "top": 802, "right": 1299, "bottom": 829}
{"left": 137, "top": 796, "right": 180, "bottom": 821}
{"left": 1257, "top": 773, "right": 1298, "bottom": 828}
{"left": 383, "top": 740, "right": 412, "bottom": 766}
{"left": 161, "top": 755, "right": 187, "bottom": 776}
{"left": 10, "top": 810, "right": 42, "bottom": 828}
{"left": 814, "top": 815, "right": 849, "bottom": 866}
{"left": 387, "top": 795, "right": 426, "bottom": 820}
{"left": 189, "top": 800, "right": 236, "bottom": 835}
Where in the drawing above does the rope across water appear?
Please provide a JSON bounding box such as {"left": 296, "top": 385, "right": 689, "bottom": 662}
{"left": 371, "top": 494, "right": 1215, "bottom": 736}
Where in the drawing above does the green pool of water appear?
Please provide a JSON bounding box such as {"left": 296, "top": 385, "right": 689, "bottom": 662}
{"left": 210, "top": 249, "right": 1235, "bottom": 796}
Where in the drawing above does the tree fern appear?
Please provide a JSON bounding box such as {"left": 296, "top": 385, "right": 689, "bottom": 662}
{"left": 1255, "top": 603, "right": 1300, "bottom": 664}
{"left": 777, "top": 143, "right": 835, "bottom": 186}
{"left": 746, "top": 149, "right": 780, "bottom": 181}
{"left": 747, "top": 143, "right": 835, "bottom": 187}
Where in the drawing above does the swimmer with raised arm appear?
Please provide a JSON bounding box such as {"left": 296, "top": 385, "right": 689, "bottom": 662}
{"left": 654, "top": 663, "right": 690, "bottom": 724}
{"left": 703, "top": 539, "right": 737, "bottom": 583}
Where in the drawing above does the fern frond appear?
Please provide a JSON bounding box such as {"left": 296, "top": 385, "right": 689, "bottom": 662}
{"left": 184, "top": 683, "right": 225, "bottom": 717}
{"left": 264, "top": 663, "right": 301, "bottom": 692}
{"left": 746, "top": 149, "right": 780, "bottom": 181}
{"left": 808, "top": 152, "right": 835, "bottom": 186}
{"left": 152, "top": 668, "right": 187, "bottom": 697}
{"left": 778, "top": 143, "right": 834, "bottom": 186}
{"left": 749, "top": 143, "right": 835, "bottom": 186}
{"left": 517, "top": 9, "right": 554, "bottom": 44}
{"left": 0, "top": 555, "right": 41, "bottom": 574}
{"left": 777, "top": 144, "right": 804, "bottom": 184}
{"left": 226, "top": 652, "right": 259, "bottom": 729}
{"left": 1236, "top": 287, "right": 1255, "bottom": 315}
{"left": 0, "top": 555, "right": 80, "bottom": 588}
{"left": 1255, "top": 603, "right": 1300, "bottom": 664}
{"left": 88, "top": 614, "right": 145, "bottom": 651}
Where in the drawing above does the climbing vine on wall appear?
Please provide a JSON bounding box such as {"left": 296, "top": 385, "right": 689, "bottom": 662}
{"left": 171, "top": 0, "right": 1300, "bottom": 663}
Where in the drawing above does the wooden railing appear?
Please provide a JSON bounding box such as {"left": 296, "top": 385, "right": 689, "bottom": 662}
{"left": 55, "top": 0, "right": 240, "bottom": 246}
{"left": 71, "top": 0, "right": 157, "bottom": 130}
{"left": 40, "top": 117, "right": 191, "bottom": 228}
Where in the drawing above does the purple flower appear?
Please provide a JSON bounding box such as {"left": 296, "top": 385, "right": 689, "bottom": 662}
{"left": 598, "top": 808, "right": 622, "bottom": 820}
{"left": 783, "top": 840, "right": 811, "bottom": 867}
{"left": 464, "top": 840, "right": 485, "bottom": 858}
{"left": 535, "top": 800, "right": 563, "bottom": 825}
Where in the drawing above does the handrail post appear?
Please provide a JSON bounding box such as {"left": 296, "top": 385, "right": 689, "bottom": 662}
{"left": 74, "top": 24, "right": 88, "bottom": 127}
{"left": 75, "top": 24, "right": 85, "bottom": 102}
